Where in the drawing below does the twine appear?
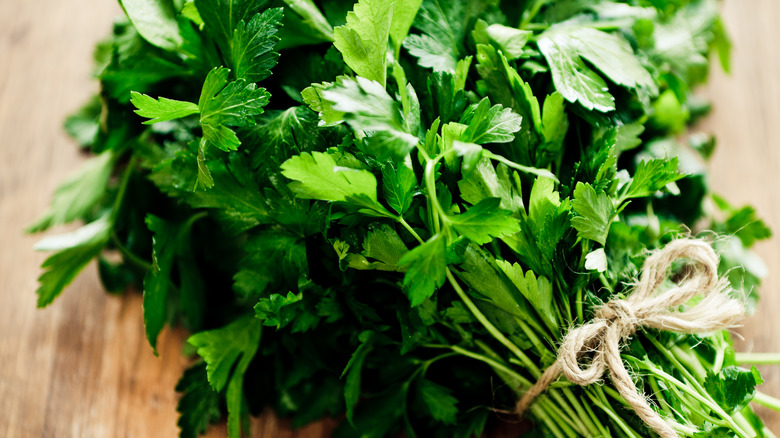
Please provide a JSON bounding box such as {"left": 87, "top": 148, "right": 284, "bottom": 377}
{"left": 515, "top": 239, "right": 745, "bottom": 438}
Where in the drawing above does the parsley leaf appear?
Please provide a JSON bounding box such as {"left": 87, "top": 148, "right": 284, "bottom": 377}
{"left": 398, "top": 235, "right": 447, "bottom": 306}
{"left": 704, "top": 366, "right": 764, "bottom": 415}
{"left": 231, "top": 7, "right": 283, "bottom": 83}
{"left": 188, "top": 315, "right": 262, "bottom": 438}
{"left": 28, "top": 151, "right": 116, "bottom": 232}
{"left": 333, "top": 0, "right": 394, "bottom": 86}
{"left": 118, "top": 0, "right": 183, "bottom": 51}
{"left": 319, "top": 76, "right": 418, "bottom": 160}
{"left": 33, "top": 214, "right": 111, "bottom": 307}
{"left": 448, "top": 198, "right": 521, "bottom": 244}
{"left": 281, "top": 150, "right": 393, "bottom": 217}
{"left": 176, "top": 362, "right": 222, "bottom": 438}
{"left": 198, "top": 67, "right": 270, "bottom": 151}
{"left": 571, "top": 182, "right": 615, "bottom": 245}
{"left": 538, "top": 27, "right": 657, "bottom": 112}
{"left": 129, "top": 93, "right": 200, "bottom": 124}
{"left": 143, "top": 214, "right": 205, "bottom": 353}
{"left": 460, "top": 97, "right": 523, "bottom": 144}
{"left": 342, "top": 331, "right": 375, "bottom": 424}
{"left": 415, "top": 377, "right": 458, "bottom": 425}
{"left": 381, "top": 159, "right": 417, "bottom": 215}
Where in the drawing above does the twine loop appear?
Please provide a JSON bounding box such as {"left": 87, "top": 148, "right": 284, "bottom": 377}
{"left": 515, "top": 239, "right": 745, "bottom": 438}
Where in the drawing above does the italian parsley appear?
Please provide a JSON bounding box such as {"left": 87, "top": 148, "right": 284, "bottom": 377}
{"left": 31, "top": 0, "right": 777, "bottom": 437}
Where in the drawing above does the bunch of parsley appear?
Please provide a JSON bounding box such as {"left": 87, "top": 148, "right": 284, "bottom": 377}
{"left": 31, "top": 0, "right": 778, "bottom": 436}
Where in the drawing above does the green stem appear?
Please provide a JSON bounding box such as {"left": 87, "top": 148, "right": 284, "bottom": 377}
{"left": 585, "top": 389, "right": 642, "bottom": 438}
{"left": 648, "top": 376, "right": 674, "bottom": 417}
{"left": 519, "top": 0, "right": 548, "bottom": 29}
{"left": 537, "top": 397, "right": 580, "bottom": 437}
{"left": 397, "top": 217, "right": 424, "bottom": 244}
{"left": 648, "top": 364, "right": 752, "bottom": 437}
{"left": 423, "top": 157, "right": 446, "bottom": 234}
{"left": 485, "top": 152, "right": 557, "bottom": 181}
{"left": 670, "top": 345, "right": 708, "bottom": 381}
{"left": 109, "top": 157, "right": 135, "bottom": 224}
{"left": 753, "top": 391, "right": 780, "bottom": 412}
{"left": 735, "top": 353, "right": 780, "bottom": 365}
{"left": 532, "top": 404, "right": 568, "bottom": 438}
{"left": 561, "top": 387, "right": 603, "bottom": 436}
{"left": 450, "top": 345, "right": 531, "bottom": 387}
{"left": 110, "top": 231, "right": 153, "bottom": 271}
{"left": 446, "top": 269, "right": 540, "bottom": 376}
{"left": 647, "top": 333, "right": 750, "bottom": 434}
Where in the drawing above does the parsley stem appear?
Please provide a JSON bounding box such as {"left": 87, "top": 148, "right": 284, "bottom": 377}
{"left": 648, "top": 336, "right": 754, "bottom": 436}
{"left": 735, "top": 353, "right": 780, "bottom": 365}
{"left": 397, "top": 217, "right": 424, "bottom": 244}
{"left": 753, "top": 391, "right": 780, "bottom": 412}
{"left": 646, "top": 361, "right": 751, "bottom": 437}
{"left": 561, "top": 387, "right": 602, "bottom": 436}
{"left": 110, "top": 231, "right": 153, "bottom": 272}
{"left": 449, "top": 345, "right": 530, "bottom": 387}
{"left": 424, "top": 158, "right": 444, "bottom": 235}
{"left": 519, "top": 0, "right": 548, "bottom": 29}
{"left": 485, "top": 152, "right": 558, "bottom": 181}
{"left": 584, "top": 389, "right": 642, "bottom": 438}
{"left": 537, "top": 397, "right": 579, "bottom": 437}
{"left": 445, "top": 268, "right": 541, "bottom": 376}
{"left": 109, "top": 157, "right": 135, "bottom": 225}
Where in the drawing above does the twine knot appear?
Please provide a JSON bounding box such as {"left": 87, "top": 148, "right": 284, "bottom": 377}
{"left": 515, "top": 239, "right": 745, "bottom": 438}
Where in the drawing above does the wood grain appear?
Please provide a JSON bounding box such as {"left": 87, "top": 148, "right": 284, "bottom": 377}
{"left": 0, "top": 1, "right": 777, "bottom": 437}
{"left": 702, "top": 0, "right": 780, "bottom": 432}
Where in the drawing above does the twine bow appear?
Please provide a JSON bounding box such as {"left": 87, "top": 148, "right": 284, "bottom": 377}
{"left": 515, "top": 239, "right": 745, "bottom": 438}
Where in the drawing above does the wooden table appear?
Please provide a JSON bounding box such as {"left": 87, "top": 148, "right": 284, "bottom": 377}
{"left": 1, "top": 1, "right": 778, "bottom": 436}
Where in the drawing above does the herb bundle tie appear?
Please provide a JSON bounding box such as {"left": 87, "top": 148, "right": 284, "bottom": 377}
{"left": 515, "top": 239, "right": 745, "bottom": 438}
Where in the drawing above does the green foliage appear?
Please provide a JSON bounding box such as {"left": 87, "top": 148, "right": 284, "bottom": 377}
{"left": 188, "top": 315, "right": 262, "bottom": 438}
{"left": 30, "top": 1, "right": 773, "bottom": 437}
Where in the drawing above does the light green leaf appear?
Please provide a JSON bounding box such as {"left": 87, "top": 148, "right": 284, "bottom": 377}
{"left": 541, "top": 91, "right": 568, "bottom": 154}
{"left": 538, "top": 36, "right": 614, "bottom": 112}
{"left": 130, "top": 92, "right": 200, "bottom": 124}
{"left": 181, "top": 1, "right": 204, "bottom": 27}
{"left": 538, "top": 26, "right": 657, "bottom": 112}
{"left": 486, "top": 24, "right": 531, "bottom": 60}
{"left": 404, "top": 34, "right": 457, "bottom": 72}
{"left": 281, "top": 151, "right": 391, "bottom": 216}
{"left": 198, "top": 67, "right": 270, "bottom": 151}
{"left": 452, "top": 141, "right": 483, "bottom": 177}
{"left": 458, "top": 157, "right": 523, "bottom": 214}
{"left": 448, "top": 198, "right": 521, "bottom": 245}
{"left": 623, "top": 158, "right": 683, "bottom": 199}
{"left": 571, "top": 182, "right": 614, "bottom": 245}
{"left": 199, "top": 67, "right": 270, "bottom": 128}
{"left": 389, "top": 0, "right": 423, "bottom": 51}
{"left": 333, "top": 0, "right": 394, "bottom": 86}
{"left": 119, "top": 0, "right": 183, "bottom": 50}
{"left": 495, "top": 260, "right": 557, "bottom": 332}
{"left": 461, "top": 98, "right": 523, "bottom": 144}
